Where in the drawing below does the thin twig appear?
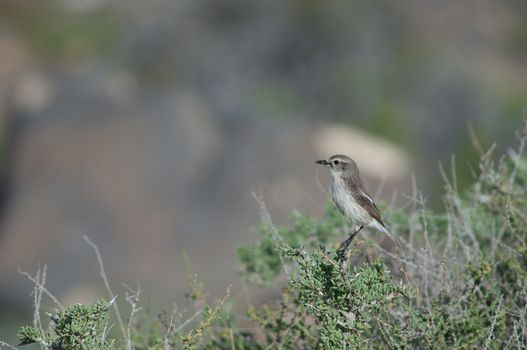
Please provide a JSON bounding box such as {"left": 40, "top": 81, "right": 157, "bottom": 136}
{"left": 467, "top": 120, "right": 484, "bottom": 156}
{"left": 251, "top": 191, "right": 290, "bottom": 277}
{"left": 32, "top": 263, "right": 44, "bottom": 334}
{"left": 484, "top": 294, "right": 503, "bottom": 350}
{"left": 508, "top": 120, "right": 527, "bottom": 191}
{"left": 229, "top": 328, "right": 236, "bottom": 350}
{"left": 0, "top": 340, "right": 19, "bottom": 350}
{"left": 83, "top": 235, "right": 126, "bottom": 339}
{"left": 174, "top": 308, "right": 203, "bottom": 333}
{"left": 123, "top": 283, "right": 142, "bottom": 350}
{"left": 18, "top": 269, "right": 63, "bottom": 309}
{"left": 164, "top": 304, "right": 177, "bottom": 350}
{"left": 318, "top": 251, "right": 340, "bottom": 269}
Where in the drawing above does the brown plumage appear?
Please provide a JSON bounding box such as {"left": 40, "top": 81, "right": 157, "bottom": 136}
{"left": 316, "top": 154, "right": 400, "bottom": 251}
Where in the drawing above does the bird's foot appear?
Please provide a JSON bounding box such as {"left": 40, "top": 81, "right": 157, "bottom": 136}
{"left": 335, "top": 226, "right": 363, "bottom": 265}
{"left": 336, "top": 237, "right": 352, "bottom": 264}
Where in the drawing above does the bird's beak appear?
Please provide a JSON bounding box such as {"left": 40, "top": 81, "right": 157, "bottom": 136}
{"left": 315, "top": 159, "right": 329, "bottom": 166}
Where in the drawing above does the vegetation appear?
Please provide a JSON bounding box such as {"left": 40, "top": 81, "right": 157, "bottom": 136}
{"left": 4, "top": 125, "right": 527, "bottom": 349}
{"left": 17, "top": 300, "right": 114, "bottom": 350}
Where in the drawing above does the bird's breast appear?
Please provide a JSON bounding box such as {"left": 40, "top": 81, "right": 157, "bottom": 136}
{"left": 331, "top": 180, "right": 370, "bottom": 224}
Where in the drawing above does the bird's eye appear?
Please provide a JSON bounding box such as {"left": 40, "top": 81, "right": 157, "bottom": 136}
{"left": 333, "top": 160, "right": 340, "bottom": 165}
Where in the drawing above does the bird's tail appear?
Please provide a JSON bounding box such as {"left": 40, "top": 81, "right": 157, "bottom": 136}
{"left": 370, "top": 220, "right": 401, "bottom": 248}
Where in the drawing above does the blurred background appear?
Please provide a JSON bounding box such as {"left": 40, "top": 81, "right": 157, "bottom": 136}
{"left": 0, "top": 0, "right": 526, "bottom": 341}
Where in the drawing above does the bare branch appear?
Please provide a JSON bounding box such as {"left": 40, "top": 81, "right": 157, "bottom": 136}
{"left": 251, "top": 191, "right": 290, "bottom": 277}
{"left": 83, "top": 235, "right": 126, "bottom": 339}
{"left": 18, "top": 269, "right": 63, "bottom": 309}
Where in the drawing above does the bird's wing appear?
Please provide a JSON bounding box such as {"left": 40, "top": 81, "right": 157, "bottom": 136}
{"left": 355, "top": 190, "right": 386, "bottom": 227}
{"left": 353, "top": 186, "right": 400, "bottom": 247}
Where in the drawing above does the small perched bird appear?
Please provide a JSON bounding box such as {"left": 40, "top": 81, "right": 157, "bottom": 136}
{"left": 316, "top": 154, "right": 400, "bottom": 255}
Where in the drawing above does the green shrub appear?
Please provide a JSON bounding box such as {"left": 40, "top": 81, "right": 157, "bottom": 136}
{"left": 8, "top": 124, "right": 527, "bottom": 349}
{"left": 17, "top": 300, "right": 115, "bottom": 350}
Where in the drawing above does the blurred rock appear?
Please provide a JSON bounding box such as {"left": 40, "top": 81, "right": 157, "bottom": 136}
{"left": 312, "top": 125, "right": 411, "bottom": 181}
{"left": 12, "top": 73, "right": 54, "bottom": 114}
{"left": 0, "top": 74, "right": 350, "bottom": 312}
{"left": 60, "top": 284, "right": 104, "bottom": 307}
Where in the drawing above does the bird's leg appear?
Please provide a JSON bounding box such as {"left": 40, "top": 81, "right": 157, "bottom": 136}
{"left": 336, "top": 225, "right": 364, "bottom": 259}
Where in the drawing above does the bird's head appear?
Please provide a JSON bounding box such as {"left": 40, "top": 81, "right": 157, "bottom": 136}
{"left": 315, "top": 154, "right": 359, "bottom": 179}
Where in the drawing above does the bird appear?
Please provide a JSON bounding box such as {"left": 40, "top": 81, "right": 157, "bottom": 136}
{"left": 315, "top": 154, "right": 400, "bottom": 256}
